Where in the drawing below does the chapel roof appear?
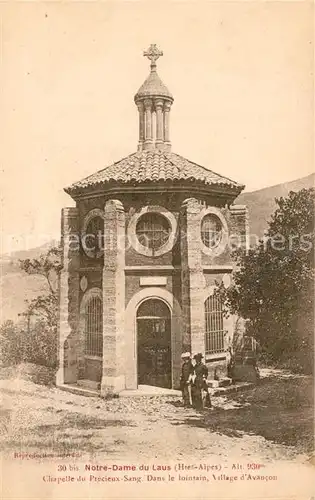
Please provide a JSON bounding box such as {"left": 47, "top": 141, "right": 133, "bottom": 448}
{"left": 65, "top": 149, "right": 244, "bottom": 197}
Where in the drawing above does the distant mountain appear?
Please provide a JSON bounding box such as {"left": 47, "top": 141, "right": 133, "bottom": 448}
{"left": 0, "top": 266, "right": 47, "bottom": 324}
{"left": 0, "top": 175, "right": 314, "bottom": 323}
{"left": 0, "top": 240, "right": 59, "bottom": 324}
{"left": 236, "top": 173, "right": 314, "bottom": 238}
{"left": 1, "top": 239, "right": 59, "bottom": 262}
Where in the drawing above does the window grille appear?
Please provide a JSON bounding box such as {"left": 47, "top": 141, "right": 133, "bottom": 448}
{"left": 84, "top": 296, "right": 103, "bottom": 357}
{"left": 136, "top": 213, "right": 171, "bottom": 252}
{"left": 205, "top": 295, "right": 225, "bottom": 355}
{"left": 201, "top": 214, "right": 222, "bottom": 248}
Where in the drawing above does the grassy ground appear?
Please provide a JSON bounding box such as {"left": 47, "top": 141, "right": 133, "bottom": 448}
{"left": 181, "top": 376, "right": 314, "bottom": 453}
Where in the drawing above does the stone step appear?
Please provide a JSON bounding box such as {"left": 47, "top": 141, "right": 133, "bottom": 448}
{"left": 57, "top": 383, "right": 100, "bottom": 398}
{"left": 120, "top": 385, "right": 182, "bottom": 397}
{"left": 77, "top": 379, "right": 101, "bottom": 391}
{"left": 207, "top": 377, "right": 232, "bottom": 388}
{"left": 57, "top": 380, "right": 254, "bottom": 399}
{"left": 211, "top": 381, "right": 254, "bottom": 396}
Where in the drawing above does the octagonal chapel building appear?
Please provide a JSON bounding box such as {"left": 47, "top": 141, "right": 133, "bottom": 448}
{"left": 57, "top": 45, "right": 248, "bottom": 396}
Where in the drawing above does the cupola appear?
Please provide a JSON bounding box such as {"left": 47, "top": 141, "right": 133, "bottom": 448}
{"left": 134, "top": 44, "right": 174, "bottom": 151}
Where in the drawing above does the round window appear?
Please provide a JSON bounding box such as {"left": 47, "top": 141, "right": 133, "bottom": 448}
{"left": 83, "top": 216, "right": 104, "bottom": 258}
{"left": 136, "top": 213, "right": 171, "bottom": 251}
{"left": 201, "top": 214, "right": 222, "bottom": 249}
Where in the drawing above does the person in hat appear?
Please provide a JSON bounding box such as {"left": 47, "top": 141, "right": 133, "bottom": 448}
{"left": 191, "top": 353, "right": 211, "bottom": 410}
{"left": 180, "top": 352, "right": 194, "bottom": 407}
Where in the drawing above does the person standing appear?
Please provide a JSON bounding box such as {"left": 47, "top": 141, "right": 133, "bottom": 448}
{"left": 191, "top": 353, "right": 211, "bottom": 410}
{"left": 180, "top": 352, "right": 194, "bottom": 407}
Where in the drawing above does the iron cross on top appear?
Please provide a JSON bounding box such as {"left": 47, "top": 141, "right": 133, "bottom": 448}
{"left": 144, "top": 44, "right": 163, "bottom": 68}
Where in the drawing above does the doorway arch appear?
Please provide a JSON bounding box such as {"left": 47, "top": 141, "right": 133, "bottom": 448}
{"left": 124, "top": 287, "right": 182, "bottom": 390}
{"left": 136, "top": 298, "right": 171, "bottom": 388}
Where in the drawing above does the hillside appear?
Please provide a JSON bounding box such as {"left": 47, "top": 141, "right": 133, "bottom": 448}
{"left": 236, "top": 173, "right": 314, "bottom": 238}
{"left": 0, "top": 240, "right": 59, "bottom": 324}
{"left": 0, "top": 174, "right": 314, "bottom": 324}
{"left": 0, "top": 266, "right": 47, "bottom": 324}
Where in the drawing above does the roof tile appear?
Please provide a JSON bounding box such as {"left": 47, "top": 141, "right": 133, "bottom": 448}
{"left": 65, "top": 150, "right": 244, "bottom": 195}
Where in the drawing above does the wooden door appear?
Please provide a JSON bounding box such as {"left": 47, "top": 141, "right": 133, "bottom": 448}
{"left": 137, "top": 299, "right": 171, "bottom": 388}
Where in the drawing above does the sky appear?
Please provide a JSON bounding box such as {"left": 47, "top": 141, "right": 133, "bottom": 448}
{"left": 0, "top": 1, "right": 313, "bottom": 254}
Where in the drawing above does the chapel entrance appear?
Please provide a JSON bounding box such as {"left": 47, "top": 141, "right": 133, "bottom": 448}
{"left": 136, "top": 298, "right": 171, "bottom": 388}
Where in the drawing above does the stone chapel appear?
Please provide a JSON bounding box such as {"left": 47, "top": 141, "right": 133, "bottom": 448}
{"left": 56, "top": 44, "right": 248, "bottom": 396}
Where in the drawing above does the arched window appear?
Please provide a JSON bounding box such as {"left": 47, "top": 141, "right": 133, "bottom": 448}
{"left": 81, "top": 209, "right": 104, "bottom": 259}
{"left": 204, "top": 295, "right": 225, "bottom": 355}
{"left": 201, "top": 214, "right": 222, "bottom": 249}
{"left": 84, "top": 216, "right": 104, "bottom": 258}
{"left": 84, "top": 295, "right": 103, "bottom": 357}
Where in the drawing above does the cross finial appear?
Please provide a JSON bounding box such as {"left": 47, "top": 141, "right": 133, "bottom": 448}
{"left": 143, "top": 44, "right": 163, "bottom": 71}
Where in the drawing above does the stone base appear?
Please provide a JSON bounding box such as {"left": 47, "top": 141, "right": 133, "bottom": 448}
{"left": 100, "top": 375, "right": 125, "bottom": 397}
{"left": 56, "top": 368, "right": 64, "bottom": 386}
{"left": 77, "top": 379, "right": 101, "bottom": 391}
{"left": 212, "top": 381, "right": 254, "bottom": 397}
{"left": 142, "top": 140, "right": 154, "bottom": 151}
{"left": 231, "top": 364, "right": 260, "bottom": 384}
{"left": 57, "top": 383, "right": 100, "bottom": 398}
{"left": 56, "top": 366, "right": 78, "bottom": 386}
{"left": 206, "top": 358, "right": 228, "bottom": 380}
{"left": 207, "top": 377, "right": 232, "bottom": 388}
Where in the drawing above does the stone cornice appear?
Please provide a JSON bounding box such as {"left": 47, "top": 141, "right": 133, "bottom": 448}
{"left": 67, "top": 182, "right": 242, "bottom": 203}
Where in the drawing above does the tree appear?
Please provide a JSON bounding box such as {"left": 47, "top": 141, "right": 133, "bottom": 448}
{"left": 216, "top": 188, "right": 314, "bottom": 373}
{"left": 19, "top": 246, "right": 62, "bottom": 330}
{"left": 0, "top": 246, "right": 62, "bottom": 369}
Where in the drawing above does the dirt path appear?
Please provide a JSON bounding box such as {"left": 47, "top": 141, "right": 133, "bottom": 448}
{"left": 0, "top": 377, "right": 310, "bottom": 463}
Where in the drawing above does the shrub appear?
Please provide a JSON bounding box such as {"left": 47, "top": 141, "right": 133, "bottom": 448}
{"left": 0, "top": 320, "right": 23, "bottom": 366}
{"left": 0, "top": 319, "right": 57, "bottom": 369}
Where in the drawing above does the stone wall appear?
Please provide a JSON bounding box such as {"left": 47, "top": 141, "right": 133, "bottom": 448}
{"left": 58, "top": 191, "right": 248, "bottom": 393}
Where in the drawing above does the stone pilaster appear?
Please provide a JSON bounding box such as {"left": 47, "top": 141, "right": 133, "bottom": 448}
{"left": 163, "top": 101, "right": 171, "bottom": 151}
{"left": 229, "top": 204, "right": 249, "bottom": 254}
{"left": 180, "top": 198, "right": 205, "bottom": 356}
{"left": 56, "top": 207, "right": 80, "bottom": 386}
{"left": 137, "top": 102, "right": 145, "bottom": 151}
{"left": 143, "top": 98, "right": 153, "bottom": 150}
{"left": 101, "top": 199, "right": 126, "bottom": 396}
{"left": 155, "top": 99, "right": 164, "bottom": 148}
